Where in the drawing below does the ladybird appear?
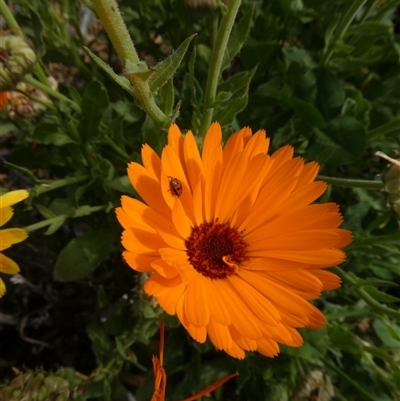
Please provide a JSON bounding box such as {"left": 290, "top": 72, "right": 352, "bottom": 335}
{"left": 167, "top": 176, "right": 183, "bottom": 197}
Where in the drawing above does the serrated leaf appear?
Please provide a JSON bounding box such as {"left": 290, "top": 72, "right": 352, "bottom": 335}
{"left": 53, "top": 229, "right": 117, "bottom": 282}
{"left": 149, "top": 34, "right": 196, "bottom": 94}
{"left": 83, "top": 47, "right": 136, "bottom": 97}
{"left": 80, "top": 81, "right": 109, "bottom": 140}
{"left": 222, "top": 7, "right": 254, "bottom": 71}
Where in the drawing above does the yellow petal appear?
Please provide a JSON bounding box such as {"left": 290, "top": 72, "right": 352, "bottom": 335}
{"left": 0, "top": 252, "right": 20, "bottom": 274}
{"left": 0, "top": 278, "right": 6, "bottom": 298}
{"left": 0, "top": 206, "right": 13, "bottom": 227}
{"left": 0, "top": 190, "right": 29, "bottom": 208}
{"left": 0, "top": 228, "right": 28, "bottom": 251}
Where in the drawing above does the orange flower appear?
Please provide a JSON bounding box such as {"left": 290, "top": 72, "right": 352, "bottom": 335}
{"left": 151, "top": 319, "right": 238, "bottom": 401}
{"left": 116, "top": 123, "right": 352, "bottom": 359}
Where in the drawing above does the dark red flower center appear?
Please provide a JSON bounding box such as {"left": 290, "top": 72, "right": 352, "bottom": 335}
{"left": 185, "top": 220, "right": 248, "bottom": 279}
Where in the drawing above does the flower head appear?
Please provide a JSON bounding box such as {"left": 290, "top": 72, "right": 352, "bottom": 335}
{"left": 0, "top": 36, "right": 36, "bottom": 91}
{"left": 117, "top": 123, "right": 352, "bottom": 359}
{"left": 0, "top": 190, "right": 29, "bottom": 297}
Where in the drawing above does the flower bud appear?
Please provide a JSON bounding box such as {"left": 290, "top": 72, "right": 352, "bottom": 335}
{"left": 0, "top": 36, "right": 37, "bottom": 90}
{"left": 376, "top": 151, "right": 400, "bottom": 223}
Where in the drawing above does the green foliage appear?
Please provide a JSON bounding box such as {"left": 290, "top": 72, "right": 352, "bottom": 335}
{"left": 0, "top": 0, "right": 399, "bottom": 400}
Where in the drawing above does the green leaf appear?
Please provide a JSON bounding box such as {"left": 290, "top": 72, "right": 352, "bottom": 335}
{"left": 215, "top": 67, "right": 257, "bottom": 126}
{"left": 363, "top": 286, "right": 400, "bottom": 304}
{"left": 222, "top": 7, "right": 254, "bottom": 71}
{"left": 329, "top": 324, "right": 362, "bottom": 354}
{"left": 307, "top": 116, "right": 366, "bottom": 166}
{"left": 373, "top": 319, "right": 400, "bottom": 348}
{"left": 289, "top": 96, "right": 327, "bottom": 128}
{"left": 80, "top": 81, "right": 109, "bottom": 140}
{"left": 0, "top": 122, "right": 17, "bottom": 137}
{"left": 159, "top": 77, "right": 175, "bottom": 117}
{"left": 149, "top": 34, "right": 196, "bottom": 94}
{"left": 44, "top": 216, "right": 66, "bottom": 236}
{"left": 36, "top": 204, "right": 57, "bottom": 219}
{"left": 33, "top": 124, "right": 76, "bottom": 146}
{"left": 83, "top": 47, "right": 136, "bottom": 97}
{"left": 315, "top": 68, "right": 345, "bottom": 120}
{"left": 53, "top": 229, "right": 117, "bottom": 282}
{"left": 106, "top": 176, "right": 136, "bottom": 196}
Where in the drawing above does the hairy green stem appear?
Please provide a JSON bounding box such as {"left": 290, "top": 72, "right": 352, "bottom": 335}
{"left": 335, "top": 267, "right": 400, "bottom": 321}
{"left": 199, "top": 0, "right": 242, "bottom": 137}
{"left": 321, "top": 0, "right": 368, "bottom": 66}
{"left": 24, "top": 75, "right": 82, "bottom": 113}
{"left": 30, "top": 175, "right": 89, "bottom": 196}
{"left": 317, "top": 175, "right": 384, "bottom": 189}
{"left": 92, "top": 0, "right": 139, "bottom": 64}
{"left": 25, "top": 205, "right": 106, "bottom": 232}
{"left": 92, "top": 0, "right": 168, "bottom": 128}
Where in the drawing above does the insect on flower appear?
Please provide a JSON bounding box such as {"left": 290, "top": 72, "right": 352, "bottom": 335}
{"left": 167, "top": 176, "right": 183, "bottom": 198}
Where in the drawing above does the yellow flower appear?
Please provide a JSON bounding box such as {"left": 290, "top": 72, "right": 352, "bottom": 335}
{"left": 116, "top": 123, "right": 352, "bottom": 359}
{"left": 0, "top": 189, "right": 29, "bottom": 297}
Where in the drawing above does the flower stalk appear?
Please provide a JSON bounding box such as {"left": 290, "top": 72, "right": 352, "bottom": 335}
{"left": 317, "top": 175, "right": 384, "bottom": 190}
{"left": 91, "top": 0, "right": 169, "bottom": 128}
{"left": 30, "top": 175, "right": 90, "bottom": 197}
{"left": 199, "top": 0, "right": 242, "bottom": 137}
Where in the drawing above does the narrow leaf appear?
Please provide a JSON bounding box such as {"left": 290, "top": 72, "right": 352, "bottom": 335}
{"left": 83, "top": 47, "right": 136, "bottom": 97}
{"left": 222, "top": 7, "right": 254, "bottom": 71}
{"left": 149, "top": 34, "right": 197, "bottom": 93}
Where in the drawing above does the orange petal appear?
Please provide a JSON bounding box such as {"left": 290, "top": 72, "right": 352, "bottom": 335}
{"left": 184, "top": 273, "right": 210, "bottom": 327}
{"left": 242, "top": 129, "right": 270, "bottom": 159}
{"left": 309, "top": 269, "right": 341, "bottom": 291}
{"left": 184, "top": 131, "right": 202, "bottom": 193}
{"left": 144, "top": 273, "right": 184, "bottom": 298}
{"left": 205, "top": 278, "right": 231, "bottom": 326}
{"left": 215, "top": 152, "right": 248, "bottom": 223}
{"left": 121, "top": 229, "right": 165, "bottom": 255}
{"left": 151, "top": 259, "right": 179, "bottom": 278}
{"left": 156, "top": 280, "right": 186, "bottom": 315}
{"left": 127, "top": 162, "right": 171, "bottom": 217}
{"left": 230, "top": 325, "right": 257, "bottom": 351}
{"left": 203, "top": 146, "right": 222, "bottom": 222}
{"left": 172, "top": 199, "right": 193, "bottom": 240}
{"left": 295, "top": 161, "right": 319, "bottom": 188}
{"left": 207, "top": 318, "right": 232, "bottom": 351}
{"left": 212, "top": 278, "right": 262, "bottom": 340}
{"left": 256, "top": 337, "right": 280, "bottom": 357}
{"left": 141, "top": 144, "right": 162, "bottom": 180}
{"left": 122, "top": 251, "right": 156, "bottom": 272}
{"left": 168, "top": 124, "right": 185, "bottom": 165}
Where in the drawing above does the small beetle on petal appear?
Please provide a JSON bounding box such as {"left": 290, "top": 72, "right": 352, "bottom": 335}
{"left": 167, "top": 176, "right": 183, "bottom": 198}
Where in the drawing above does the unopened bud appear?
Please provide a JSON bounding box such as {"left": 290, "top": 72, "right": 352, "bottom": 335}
{"left": 376, "top": 151, "right": 400, "bottom": 223}
{"left": 0, "top": 36, "right": 37, "bottom": 90}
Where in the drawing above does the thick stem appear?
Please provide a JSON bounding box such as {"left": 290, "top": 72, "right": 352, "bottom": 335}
{"left": 317, "top": 175, "right": 384, "bottom": 189}
{"left": 91, "top": 0, "right": 139, "bottom": 64}
{"left": 0, "top": 0, "right": 22, "bottom": 35}
{"left": 199, "top": 0, "right": 242, "bottom": 137}
{"left": 321, "top": 0, "right": 368, "bottom": 66}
